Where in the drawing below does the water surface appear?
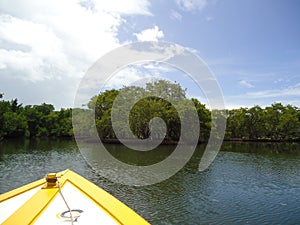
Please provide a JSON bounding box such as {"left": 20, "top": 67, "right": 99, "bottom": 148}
{"left": 0, "top": 139, "right": 299, "bottom": 224}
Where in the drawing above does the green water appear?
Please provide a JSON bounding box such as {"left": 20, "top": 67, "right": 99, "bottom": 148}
{"left": 0, "top": 139, "right": 299, "bottom": 224}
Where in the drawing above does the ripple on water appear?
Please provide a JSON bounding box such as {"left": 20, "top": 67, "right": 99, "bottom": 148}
{"left": 1, "top": 141, "right": 300, "bottom": 224}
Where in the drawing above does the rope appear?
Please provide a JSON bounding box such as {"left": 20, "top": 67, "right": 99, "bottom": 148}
{"left": 57, "top": 180, "right": 74, "bottom": 225}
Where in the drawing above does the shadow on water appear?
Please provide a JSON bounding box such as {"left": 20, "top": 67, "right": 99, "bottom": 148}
{"left": 104, "top": 143, "right": 177, "bottom": 166}
{"left": 0, "top": 138, "right": 77, "bottom": 156}
{"left": 221, "top": 141, "right": 300, "bottom": 155}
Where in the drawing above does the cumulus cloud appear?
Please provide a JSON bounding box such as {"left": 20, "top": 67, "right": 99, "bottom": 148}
{"left": 0, "top": 0, "right": 137, "bottom": 81}
{"left": 0, "top": 0, "right": 152, "bottom": 108}
{"left": 0, "top": 14, "right": 72, "bottom": 81}
{"left": 92, "top": 0, "right": 152, "bottom": 16}
{"left": 134, "top": 26, "right": 164, "bottom": 42}
{"left": 176, "top": 0, "right": 207, "bottom": 11}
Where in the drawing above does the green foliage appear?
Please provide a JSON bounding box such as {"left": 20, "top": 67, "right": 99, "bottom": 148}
{"left": 1, "top": 80, "right": 299, "bottom": 143}
{"left": 72, "top": 108, "right": 95, "bottom": 137}
{"left": 226, "top": 103, "right": 300, "bottom": 141}
{"left": 191, "top": 98, "right": 211, "bottom": 141}
{"left": 129, "top": 96, "right": 181, "bottom": 140}
{"left": 91, "top": 80, "right": 211, "bottom": 142}
{"left": 2, "top": 111, "right": 27, "bottom": 138}
{"left": 89, "top": 80, "right": 300, "bottom": 142}
{"left": 145, "top": 80, "right": 186, "bottom": 102}
{"left": 0, "top": 94, "right": 73, "bottom": 140}
{"left": 93, "top": 89, "right": 119, "bottom": 139}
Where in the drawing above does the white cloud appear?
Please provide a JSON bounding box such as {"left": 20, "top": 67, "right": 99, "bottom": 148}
{"left": 104, "top": 63, "right": 172, "bottom": 90}
{"left": 184, "top": 46, "right": 200, "bottom": 55}
{"left": 225, "top": 83, "right": 300, "bottom": 109}
{"left": 0, "top": 61, "right": 6, "bottom": 69}
{"left": 170, "top": 10, "right": 182, "bottom": 21}
{"left": 245, "top": 83, "right": 300, "bottom": 98}
{"left": 105, "top": 66, "right": 148, "bottom": 89}
{"left": 176, "top": 0, "right": 207, "bottom": 11}
{"left": 143, "top": 63, "right": 175, "bottom": 73}
{"left": 0, "top": 1, "right": 124, "bottom": 82}
{"left": 238, "top": 80, "right": 254, "bottom": 88}
{"left": 134, "top": 25, "right": 164, "bottom": 42}
{"left": 0, "top": 0, "right": 152, "bottom": 108}
{"left": 0, "top": 14, "right": 72, "bottom": 81}
{"left": 92, "top": 0, "right": 152, "bottom": 16}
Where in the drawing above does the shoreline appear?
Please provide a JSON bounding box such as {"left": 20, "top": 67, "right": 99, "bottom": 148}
{"left": 1, "top": 136, "right": 299, "bottom": 144}
{"left": 76, "top": 137, "right": 300, "bottom": 144}
{"left": 223, "top": 138, "right": 300, "bottom": 143}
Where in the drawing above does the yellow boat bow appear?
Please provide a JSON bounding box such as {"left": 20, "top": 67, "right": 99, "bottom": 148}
{"left": 0, "top": 170, "right": 150, "bottom": 225}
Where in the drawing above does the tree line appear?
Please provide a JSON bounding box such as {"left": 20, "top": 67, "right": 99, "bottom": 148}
{"left": 1, "top": 80, "right": 299, "bottom": 142}
{"left": 84, "top": 80, "right": 211, "bottom": 142}
{"left": 0, "top": 93, "right": 73, "bottom": 140}
{"left": 225, "top": 103, "right": 300, "bottom": 141}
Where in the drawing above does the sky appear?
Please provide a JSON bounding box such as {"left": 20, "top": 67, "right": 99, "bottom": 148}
{"left": 0, "top": 0, "right": 299, "bottom": 109}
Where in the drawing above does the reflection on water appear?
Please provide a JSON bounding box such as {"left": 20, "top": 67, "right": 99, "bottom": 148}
{"left": 105, "top": 144, "right": 177, "bottom": 166}
{"left": 0, "top": 138, "right": 87, "bottom": 192}
{"left": 0, "top": 139, "right": 299, "bottom": 224}
{"left": 221, "top": 141, "right": 300, "bottom": 155}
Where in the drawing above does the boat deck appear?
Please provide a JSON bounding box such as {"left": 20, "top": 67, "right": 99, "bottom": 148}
{"left": 0, "top": 170, "right": 150, "bottom": 225}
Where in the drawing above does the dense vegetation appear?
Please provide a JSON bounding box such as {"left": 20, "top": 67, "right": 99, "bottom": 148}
{"left": 226, "top": 103, "right": 300, "bottom": 141}
{"left": 86, "top": 80, "right": 210, "bottom": 142}
{"left": 0, "top": 93, "right": 73, "bottom": 140}
{"left": 1, "top": 80, "right": 299, "bottom": 142}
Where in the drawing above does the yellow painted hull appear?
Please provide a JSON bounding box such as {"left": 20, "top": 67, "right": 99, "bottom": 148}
{"left": 0, "top": 170, "right": 150, "bottom": 225}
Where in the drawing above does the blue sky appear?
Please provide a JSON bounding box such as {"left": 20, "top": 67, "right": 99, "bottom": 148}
{"left": 0, "top": 0, "right": 299, "bottom": 109}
